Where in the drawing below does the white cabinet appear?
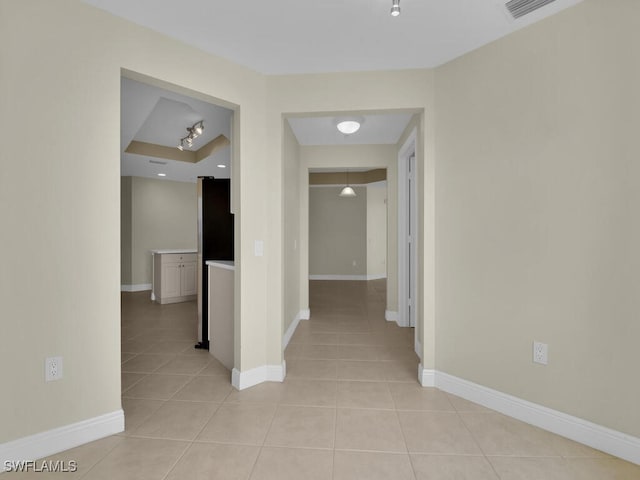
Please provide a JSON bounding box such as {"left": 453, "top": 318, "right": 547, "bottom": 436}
{"left": 153, "top": 252, "right": 197, "bottom": 304}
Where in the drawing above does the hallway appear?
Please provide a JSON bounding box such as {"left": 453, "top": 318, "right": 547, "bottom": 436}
{"left": 8, "top": 281, "right": 638, "bottom": 479}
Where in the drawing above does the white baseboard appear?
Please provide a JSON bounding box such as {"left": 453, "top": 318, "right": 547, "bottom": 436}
{"left": 418, "top": 364, "right": 436, "bottom": 387}
{"left": 283, "top": 309, "right": 310, "bottom": 350}
{"left": 231, "top": 361, "right": 286, "bottom": 391}
{"left": 385, "top": 310, "right": 410, "bottom": 328}
{"left": 366, "top": 274, "right": 387, "bottom": 280}
{"left": 0, "top": 410, "right": 124, "bottom": 466}
{"left": 308, "top": 275, "right": 387, "bottom": 281}
{"left": 385, "top": 310, "right": 398, "bottom": 322}
{"left": 420, "top": 369, "right": 640, "bottom": 466}
{"left": 309, "top": 275, "right": 368, "bottom": 281}
{"left": 120, "top": 284, "right": 152, "bottom": 292}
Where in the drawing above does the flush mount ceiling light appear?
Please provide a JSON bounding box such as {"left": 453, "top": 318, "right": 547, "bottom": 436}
{"left": 390, "top": 0, "right": 401, "bottom": 16}
{"left": 339, "top": 170, "right": 357, "bottom": 198}
{"left": 217, "top": 164, "right": 226, "bottom": 168}
{"left": 335, "top": 117, "right": 364, "bottom": 135}
{"left": 177, "top": 120, "right": 204, "bottom": 151}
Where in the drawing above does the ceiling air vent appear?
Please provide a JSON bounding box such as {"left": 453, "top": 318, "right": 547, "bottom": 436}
{"left": 505, "top": 0, "right": 557, "bottom": 19}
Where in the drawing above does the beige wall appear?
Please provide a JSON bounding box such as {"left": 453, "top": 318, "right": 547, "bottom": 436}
{"left": 309, "top": 187, "right": 368, "bottom": 276}
{"left": 434, "top": 0, "right": 640, "bottom": 437}
{"left": 367, "top": 183, "right": 387, "bottom": 278}
{"left": 127, "top": 177, "right": 197, "bottom": 286}
{"left": 283, "top": 121, "right": 302, "bottom": 335}
{"left": 14, "top": 0, "right": 636, "bottom": 452}
{"left": 0, "top": 0, "right": 268, "bottom": 444}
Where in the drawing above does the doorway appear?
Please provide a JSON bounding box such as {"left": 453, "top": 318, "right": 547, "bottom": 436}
{"left": 119, "top": 70, "right": 239, "bottom": 395}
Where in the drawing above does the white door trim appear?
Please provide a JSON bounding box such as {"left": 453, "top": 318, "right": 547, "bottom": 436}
{"left": 397, "top": 128, "right": 418, "bottom": 329}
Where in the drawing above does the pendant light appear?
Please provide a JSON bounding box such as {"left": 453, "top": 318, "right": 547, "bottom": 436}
{"left": 339, "top": 170, "right": 357, "bottom": 197}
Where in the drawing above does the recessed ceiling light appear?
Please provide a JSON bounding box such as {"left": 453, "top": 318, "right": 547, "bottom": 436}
{"left": 157, "top": 173, "right": 166, "bottom": 177}
{"left": 217, "top": 164, "right": 226, "bottom": 168}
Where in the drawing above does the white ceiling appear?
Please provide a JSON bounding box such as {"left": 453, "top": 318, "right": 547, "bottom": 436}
{"left": 122, "top": 79, "right": 413, "bottom": 182}
{"left": 121, "top": 77, "right": 233, "bottom": 182}
{"left": 288, "top": 113, "right": 413, "bottom": 146}
{"left": 115, "top": 0, "right": 584, "bottom": 181}
{"left": 84, "top": 0, "right": 583, "bottom": 75}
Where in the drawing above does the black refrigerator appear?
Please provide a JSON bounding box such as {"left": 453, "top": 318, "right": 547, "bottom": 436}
{"left": 196, "top": 177, "right": 234, "bottom": 350}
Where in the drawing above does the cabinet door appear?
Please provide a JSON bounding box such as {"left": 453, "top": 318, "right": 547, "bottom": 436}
{"left": 181, "top": 261, "right": 198, "bottom": 296}
{"left": 161, "top": 263, "right": 181, "bottom": 299}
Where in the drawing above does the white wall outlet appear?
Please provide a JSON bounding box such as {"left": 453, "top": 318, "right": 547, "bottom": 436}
{"left": 45, "top": 356, "right": 63, "bottom": 382}
{"left": 254, "top": 240, "right": 264, "bottom": 257}
{"left": 533, "top": 341, "right": 548, "bottom": 365}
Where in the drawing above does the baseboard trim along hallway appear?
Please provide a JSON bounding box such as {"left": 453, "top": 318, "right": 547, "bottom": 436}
{"left": 120, "top": 284, "right": 151, "bottom": 292}
{"left": 417, "top": 367, "right": 640, "bottom": 466}
{"left": 282, "top": 309, "right": 311, "bottom": 350}
{"left": 308, "top": 275, "right": 387, "bottom": 281}
{"left": 231, "top": 362, "right": 286, "bottom": 390}
{"left": 0, "top": 410, "right": 124, "bottom": 465}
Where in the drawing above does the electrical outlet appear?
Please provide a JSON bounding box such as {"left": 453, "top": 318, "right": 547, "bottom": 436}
{"left": 533, "top": 342, "right": 548, "bottom": 365}
{"left": 45, "top": 356, "right": 63, "bottom": 382}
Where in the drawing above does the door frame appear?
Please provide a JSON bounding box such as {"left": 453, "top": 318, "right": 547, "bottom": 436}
{"left": 397, "top": 128, "right": 418, "bottom": 328}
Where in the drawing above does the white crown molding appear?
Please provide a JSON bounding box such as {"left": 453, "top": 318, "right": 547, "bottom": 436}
{"left": 232, "top": 362, "right": 286, "bottom": 391}
{"left": 418, "top": 368, "right": 640, "bottom": 466}
{"left": 0, "top": 410, "right": 124, "bottom": 466}
{"left": 120, "top": 284, "right": 152, "bottom": 292}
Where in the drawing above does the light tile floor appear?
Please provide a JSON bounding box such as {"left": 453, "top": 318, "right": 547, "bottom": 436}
{"left": 7, "top": 280, "right": 639, "bottom": 479}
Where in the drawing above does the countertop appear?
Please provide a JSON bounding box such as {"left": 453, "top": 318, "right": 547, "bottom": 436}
{"left": 206, "top": 260, "right": 235, "bottom": 271}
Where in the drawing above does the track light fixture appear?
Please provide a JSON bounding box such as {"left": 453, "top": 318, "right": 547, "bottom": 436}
{"left": 390, "top": 0, "right": 400, "bottom": 17}
{"left": 177, "top": 120, "right": 204, "bottom": 151}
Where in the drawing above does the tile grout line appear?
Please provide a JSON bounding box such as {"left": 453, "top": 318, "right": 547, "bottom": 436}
{"left": 76, "top": 436, "right": 124, "bottom": 480}
{"left": 455, "top": 407, "right": 503, "bottom": 480}
{"left": 245, "top": 398, "right": 282, "bottom": 479}
{"left": 390, "top": 381, "right": 418, "bottom": 480}
{"left": 331, "top": 380, "right": 339, "bottom": 480}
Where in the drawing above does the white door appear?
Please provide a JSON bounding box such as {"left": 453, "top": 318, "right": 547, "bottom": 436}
{"left": 407, "top": 153, "right": 417, "bottom": 328}
{"left": 398, "top": 128, "right": 418, "bottom": 329}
